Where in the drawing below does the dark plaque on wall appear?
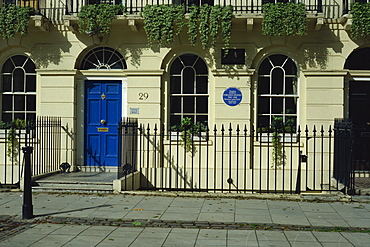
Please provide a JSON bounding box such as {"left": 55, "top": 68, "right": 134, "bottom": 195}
{"left": 221, "top": 49, "right": 245, "bottom": 65}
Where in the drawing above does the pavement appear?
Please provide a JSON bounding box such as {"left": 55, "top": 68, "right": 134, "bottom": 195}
{"left": 0, "top": 191, "right": 370, "bottom": 246}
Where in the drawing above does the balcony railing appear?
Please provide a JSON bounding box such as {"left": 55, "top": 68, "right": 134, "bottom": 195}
{"left": 66, "top": 0, "right": 324, "bottom": 15}
{"left": 4, "top": 0, "right": 361, "bottom": 20}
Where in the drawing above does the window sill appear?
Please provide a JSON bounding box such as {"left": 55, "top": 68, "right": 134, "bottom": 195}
{"left": 169, "top": 132, "right": 208, "bottom": 141}
{"left": 257, "top": 133, "right": 298, "bottom": 143}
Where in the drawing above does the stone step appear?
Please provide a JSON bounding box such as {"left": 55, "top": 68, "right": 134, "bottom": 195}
{"left": 32, "top": 181, "right": 114, "bottom": 193}
{"left": 32, "top": 187, "right": 114, "bottom": 193}
{"left": 35, "top": 180, "right": 112, "bottom": 186}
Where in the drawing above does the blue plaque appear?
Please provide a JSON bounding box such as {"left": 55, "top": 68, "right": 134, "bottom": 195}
{"left": 223, "top": 87, "right": 242, "bottom": 106}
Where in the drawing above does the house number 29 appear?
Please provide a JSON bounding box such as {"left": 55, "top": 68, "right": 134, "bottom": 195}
{"left": 139, "top": 92, "right": 149, "bottom": 100}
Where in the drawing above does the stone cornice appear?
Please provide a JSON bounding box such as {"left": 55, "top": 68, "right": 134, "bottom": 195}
{"left": 212, "top": 69, "right": 255, "bottom": 76}
{"left": 302, "top": 70, "right": 348, "bottom": 76}
{"left": 36, "top": 69, "right": 78, "bottom": 76}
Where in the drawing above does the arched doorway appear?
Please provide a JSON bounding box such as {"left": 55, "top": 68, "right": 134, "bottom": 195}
{"left": 345, "top": 47, "right": 370, "bottom": 171}
{"left": 79, "top": 46, "right": 127, "bottom": 168}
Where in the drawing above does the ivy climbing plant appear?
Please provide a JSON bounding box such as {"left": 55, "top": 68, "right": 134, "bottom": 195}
{"left": 78, "top": 4, "right": 125, "bottom": 36}
{"left": 0, "top": 4, "right": 34, "bottom": 39}
{"left": 187, "top": 4, "right": 233, "bottom": 49}
{"left": 142, "top": 4, "right": 185, "bottom": 47}
{"left": 142, "top": 4, "right": 233, "bottom": 49}
{"left": 0, "top": 119, "right": 27, "bottom": 165}
{"left": 350, "top": 3, "right": 370, "bottom": 40}
{"left": 171, "top": 117, "right": 208, "bottom": 156}
{"left": 262, "top": 2, "right": 307, "bottom": 36}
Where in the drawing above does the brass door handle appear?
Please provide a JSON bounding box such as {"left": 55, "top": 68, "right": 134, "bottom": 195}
{"left": 100, "top": 119, "right": 106, "bottom": 125}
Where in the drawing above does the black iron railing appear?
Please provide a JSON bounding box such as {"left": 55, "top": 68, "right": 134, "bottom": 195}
{"left": 0, "top": 116, "right": 61, "bottom": 188}
{"left": 3, "top": 0, "right": 359, "bottom": 22}
{"left": 66, "top": 0, "right": 324, "bottom": 15}
{"left": 118, "top": 122, "right": 361, "bottom": 194}
{"left": 118, "top": 117, "right": 138, "bottom": 180}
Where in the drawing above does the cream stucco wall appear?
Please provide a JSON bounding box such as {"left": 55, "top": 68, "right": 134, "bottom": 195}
{"left": 0, "top": 12, "right": 368, "bottom": 177}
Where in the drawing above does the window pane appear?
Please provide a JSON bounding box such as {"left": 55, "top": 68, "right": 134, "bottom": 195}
{"left": 2, "top": 75, "right": 11, "bottom": 92}
{"left": 170, "top": 115, "right": 181, "bottom": 128}
{"left": 285, "top": 97, "right": 297, "bottom": 114}
{"left": 110, "top": 59, "right": 124, "bottom": 69}
{"left": 181, "top": 54, "right": 197, "bottom": 66}
{"left": 285, "top": 77, "right": 296, "bottom": 95}
{"left": 194, "top": 58, "right": 207, "bottom": 74}
{"left": 258, "top": 77, "right": 270, "bottom": 95}
{"left": 107, "top": 53, "right": 118, "bottom": 67}
{"left": 258, "top": 97, "right": 270, "bottom": 114}
{"left": 2, "top": 95, "right": 12, "bottom": 111}
{"left": 284, "top": 58, "right": 297, "bottom": 75}
{"left": 14, "top": 95, "right": 25, "bottom": 111}
{"left": 2, "top": 59, "right": 13, "bottom": 73}
{"left": 196, "top": 115, "right": 208, "bottom": 125}
{"left": 285, "top": 116, "right": 296, "bottom": 130}
{"left": 26, "top": 113, "right": 36, "bottom": 122}
{"left": 183, "top": 96, "right": 194, "bottom": 113}
{"left": 170, "top": 96, "right": 181, "bottom": 113}
{"left": 183, "top": 67, "right": 195, "bottom": 94}
{"left": 258, "top": 116, "right": 269, "bottom": 129}
{"left": 258, "top": 59, "right": 272, "bottom": 75}
{"left": 170, "top": 58, "right": 182, "bottom": 74}
{"left": 271, "top": 68, "right": 283, "bottom": 94}
{"left": 26, "top": 75, "right": 36, "bottom": 92}
{"left": 272, "top": 97, "right": 283, "bottom": 114}
{"left": 170, "top": 76, "right": 181, "bottom": 94}
{"left": 196, "top": 76, "right": 207, "bottom": 94}
{"left": 83, "top": 54, "right": 98, "bottom": 70}
{"left": 196, "top": 96, "right": 208, "bottom": 113}
{"left": 2, "top": 113, "right": 12, "bottom": 123}
{"left": 183, "top": 115, "right": 194, "bottom": 121}
{"left": 14, "top": 113, "right": 24, "bottom": 120}
{"left": 95, "top": 50, "right": 104, "bottom": 64}
{"left": 270, "top": 54, "right": 286, "bottom": 67}
{"left": 26, "top": 95, "right": 36, "bottom": 111}
{"left": 12, "top": 55, "right": 27, "bottom": 67}
{"left": 24, "top": 59, "right": 36, "bottom": 72}
{"left": 13, "top": 68, "right": 25, "bottom": 92}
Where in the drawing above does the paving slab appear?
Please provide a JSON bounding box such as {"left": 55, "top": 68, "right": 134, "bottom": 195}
{"left": 1, "top": 191, "right": 370, "bottom": 246}
{"left": 340, "top": 232, "right": 370, "bottom": 246}
{"left": 195, "top": 229, "right": 227, "bottom": 246}
{"left": 160, "top": 212, "right": 199, "bottom": 221}
{"left": 197, "top": 212, "right": 235, "bottom": 222}
{"left": 162, "top": 228, "right": 199, "bottom": 246}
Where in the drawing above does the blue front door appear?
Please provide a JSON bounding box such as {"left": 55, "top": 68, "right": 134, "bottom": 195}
{"left": 85, "top": 80, "right": 122, "bottom": 167}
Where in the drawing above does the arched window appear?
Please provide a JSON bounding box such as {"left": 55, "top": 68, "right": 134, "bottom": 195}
{"left": 1, "top": 55, "right": 36, "bottom": 122}
{"left": 344, "top": 47, "right": 370, "bottom": 70}
{"left": 257, "top": 54, "right": 298, "bottom": 131}
{"left": 80, "top": 46, "right": 127, "bottom": 70}
{"left": 169, "top": 54, "right": 208, "bottom": 128}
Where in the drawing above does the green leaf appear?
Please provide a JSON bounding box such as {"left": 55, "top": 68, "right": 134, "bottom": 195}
{"left": 262, "top": 2, "right": 307, "bottom": 37}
